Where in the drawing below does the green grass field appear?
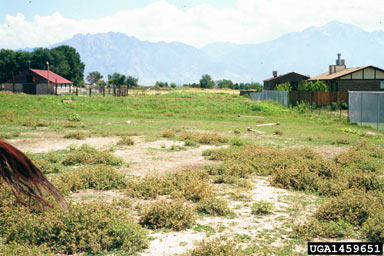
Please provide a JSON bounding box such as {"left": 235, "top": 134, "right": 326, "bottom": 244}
{"left": 0, "top": 91, "right": 383, "bottom": 255}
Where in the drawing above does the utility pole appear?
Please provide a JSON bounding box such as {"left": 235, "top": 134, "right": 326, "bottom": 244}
{"left": 46, "top": 61, "right": 50, "bottom": 94}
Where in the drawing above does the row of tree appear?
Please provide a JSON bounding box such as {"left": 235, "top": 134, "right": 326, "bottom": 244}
{"left": 182, "top": 74, "right": 263, "bottom": 90}
{"left": 0, "top": 46, "right": 84, "bottom": 85}
{"left": 86, "top": 71, "right": 139, "bottom": 88}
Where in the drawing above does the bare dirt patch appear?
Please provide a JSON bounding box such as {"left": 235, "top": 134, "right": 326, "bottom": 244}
{"left": 7, "top": 132, "right": 119, "bottom": 153}
{"left": 114, "top": 137, "right": 225, "bottom": 177}
{"left": 139, "top": 177, "right": 318, "bottom": 256}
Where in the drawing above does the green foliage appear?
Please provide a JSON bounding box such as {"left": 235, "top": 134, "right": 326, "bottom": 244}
{"left": 0, "top": 242, "right": 54, "bottom": 256}
{"left": 362, "top": 208, "right": 384, "bottom": 242}
{"left": 126, "top": 170, "right": 213, "bottom": 201}
{"left": 52, "top": 165, "right": 128, "bottom": 193}
{"left": 139, "top": 200, "right": 196, "bottom": 231}
{"left": 251, "top": 200, "right": 274, "bottom": 215}
{"left": 162, "top": 129, "right": 176, "bottom": 138}
{"left": 275, "top": 82, "right": 292, "bottom": 91}
{"left": 117, "top": 136, "right": 135, "bottom": 146}
{"left": 295, "top": 101, "right": 311, "bottom": 113}
{"left": 155, "top": 81, "right": 169, "bottom": 87}
{"left": 0, "top": 202, "right": 148, "bottom": 254}
{"left": 298, "top": 81, "right": 328, "bottom": 91}
{"left": 63, "top": 131, "right": 86, "bottom": 140}
{"left": 196, "top": 198, "right": 232, "bottom": 216}
{"left": 199, "top": 74, "right": 215, "bottom": 89}
{"left": 183, "top": 239, "right": 245, "bottom": 256}
{"left": 180, "top": 131, "right": 228, "bottom": 145}
{"left": 86, "top": 71, "right": 103, "bottom": 85}
{"left": 62, "top": 144, "right": 123, "bottom": 166}
{"left": 67, "top": 113, "right": 81, "bottom": 122}
{"left": 293, "top": 219, "right": 354, "bottom": 239}
{"left": 216, "top": 79, "right": 234, "bottom": 89}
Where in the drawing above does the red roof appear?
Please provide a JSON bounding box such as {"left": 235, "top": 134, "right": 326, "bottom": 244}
{"left": 30, "top": 69, "right": 72, "bottom": 84}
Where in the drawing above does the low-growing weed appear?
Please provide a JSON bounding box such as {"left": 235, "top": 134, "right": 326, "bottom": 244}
{"left": 117, "top": 136, "right": 135, "bottom": 146}
{"left": 63, "top": 131, "right": 86, "bottom": 140}
{"left": 62, "top": 144, "right": 123, "bottom": 166}
{"left": 251, "top": 200, "right": 274, "bottom": 215}
{"left": 139, "top": 200, "right": 196, "bottom": 231}
{"left": 196, "top": 197, "right": 232, "bottom": 216}
{"left": 180, "top": 131, "right": 228, "bottom": 145}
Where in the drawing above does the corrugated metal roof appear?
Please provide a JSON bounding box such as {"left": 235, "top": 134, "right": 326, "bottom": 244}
{"left": 30, "top": 69, "right": 73, "bottom": 84}
{"left": 308, "top": 66, "right": 370, "bottom": 81}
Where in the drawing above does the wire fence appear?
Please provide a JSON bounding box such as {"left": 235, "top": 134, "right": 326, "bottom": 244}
{"left": 249, "top": 90, "right": 289, "bottom": 107}
{"left": 348, "top": 91, "right": 384, "bottom": 130}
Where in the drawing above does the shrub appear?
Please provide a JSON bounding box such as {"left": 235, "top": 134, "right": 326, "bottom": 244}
{"left": 52, "top": 165, "right": 128, "bottom": 193}
{"left": 0, "top": 203, "right": 148, "bottom": 254}
{"left": 184, "top": 139, "right": 199, "bottom": 147}
{"left": 67, "top": 113, "right": 81, "bottom": 122}
{"left": 293, "top": 219, "right": 354, "bottom": 239}
{"left": 183, "top": 239, "right": 245, "bottom": 256}
{"left": 180, "top": 131, "right": 228, "bottom": 145}
{"left": 62, "top": 144, "right": 123, "bottom": 166}
{"left": 139, "top": 200, "right": 196, "bottom": 231}
{"left": 162, "top": 130, "right": 176, "bottom": 138}
{"left": 314, "top": 190, "right": 378, "bottom": 226}
{"left": 127, "top": 170, "right": 214, "bottom": 201}
{"left": 117, "top": 136, "right": 135, "bottom": 146}
{"left": 362, "top": 208, "right": 384, "bottom": 242}
{"left": 0, "top": 242, "right": 54, "bottom": 256}
{"left": 276, "top": 82, "right": 292, "bottom": 91}
{"left": 196, "top": 198, "right": 232, "bottom": 216}
{"left": 331, "top": 138, "right": 350, "bottom": 145}
{"left": 229, "top": 136, "right": 248, "bottom": 146}
{"left": 63, "top": 131, "right": 86, "bottom": 140}
{"left": 274, "top": 129, "right": 283, "bottom": 136}
{"left": 251, "top": 200, "right": 274, "bottom": 215}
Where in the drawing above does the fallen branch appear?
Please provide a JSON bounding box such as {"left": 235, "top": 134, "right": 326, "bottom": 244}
{"left": 255, "top": 122, "right": 280, "bottom": 127}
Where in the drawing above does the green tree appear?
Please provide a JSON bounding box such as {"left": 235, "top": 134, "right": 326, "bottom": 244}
{"left": 199, "top": 74, "right": 215, "bottom": 89}
{"left": 276, "top": 82, "right": 292, "bottom": 91}
{"left": 298, "top": 81, "right": 328, "bottom": 91}
{"left": 96, "top": 80, "right": 107, "bottom": 87}
{"left": 86, "top": 71, "right": 103, "bottom": 85}
{"left": 126, "top": 76, "right": 138, "bottom": 88}
{"left": 216, "top": 79, "right": 234, "bottom": 89}
{"left": 50, "top": 45, "right": 85, "bottom": 86}
{"left": 170, "top": 82, "right": 177, "bottom": 88}
{"left": 108, "top": 73, "right": 126, "bottom": 87}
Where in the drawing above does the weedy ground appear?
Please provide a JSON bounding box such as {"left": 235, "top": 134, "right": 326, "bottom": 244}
{"left": 0, "top": 91, "right": 383, "bottom": 255}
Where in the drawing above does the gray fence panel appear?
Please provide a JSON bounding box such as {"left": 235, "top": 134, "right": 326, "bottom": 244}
{"left": 250, "top": 90, "right": 288, "bottom": 107}
{"left": 348, "top": 91, "right": 384, "bottom": 130}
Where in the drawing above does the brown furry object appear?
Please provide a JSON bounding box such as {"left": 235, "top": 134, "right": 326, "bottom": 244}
{"left": 0, "top": 139, "right": 67, "bottom": 210}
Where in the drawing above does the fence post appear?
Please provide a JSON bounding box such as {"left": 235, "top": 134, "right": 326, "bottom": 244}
{"left": 76, "top": 87, "right": 78, "bottom": 96}
{"left": 377, "top": 93, "right": 380, "bottom": 130}
{"left": 89, "top": 88, "right": 92, "bottom": 97}
{"left": 55, "top": 80, "right": 58, "bottom": 95}
{"left": 360, "top": 92, "right": 363, "bottom": 126}
{"left": 103, "top": 86, "right": 105, "bottom": 97}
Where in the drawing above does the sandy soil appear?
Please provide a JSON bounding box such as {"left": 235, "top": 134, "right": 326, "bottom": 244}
{"left": 7, "top": 131, "right": 321, "bottom": 255}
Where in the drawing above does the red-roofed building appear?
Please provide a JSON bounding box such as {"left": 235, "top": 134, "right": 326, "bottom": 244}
{"left": 263, "top": 71, "right": 310, "bottom": 90}
{"left": 4, "top": 69, "right": 73, "bottom": 94}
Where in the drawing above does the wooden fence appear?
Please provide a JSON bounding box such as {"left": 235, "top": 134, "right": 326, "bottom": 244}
{"left": 289, "top": 91, "right": 348, "bottom": 107}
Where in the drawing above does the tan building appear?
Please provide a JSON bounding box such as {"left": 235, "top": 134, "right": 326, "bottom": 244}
{"left": 309, "top": 54, "right": 384, "bottom": 92}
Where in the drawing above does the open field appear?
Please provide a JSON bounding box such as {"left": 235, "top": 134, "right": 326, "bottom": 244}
{"left": 0, "top": 91, "right": 383, "bottom": 255}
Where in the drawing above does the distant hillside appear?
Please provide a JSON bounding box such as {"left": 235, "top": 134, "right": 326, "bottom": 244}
{"left": 50, "top": 21, "right": 384, "bottom": 85}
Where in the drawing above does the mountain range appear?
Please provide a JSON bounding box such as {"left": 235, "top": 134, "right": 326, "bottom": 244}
{"left": 50, "top": 21, "right": 384, "bottom": 85}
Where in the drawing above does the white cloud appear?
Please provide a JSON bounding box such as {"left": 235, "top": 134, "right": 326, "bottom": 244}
{"left": 0, "top": 0, "right": 383, "bottom": 49}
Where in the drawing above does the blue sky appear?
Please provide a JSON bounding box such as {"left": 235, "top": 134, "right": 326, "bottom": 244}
{"left": 0, "top": 0, "right": 235, "bottom": 21}
{"left": 0, "top": 0, "right": 383, "bottom": 49}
